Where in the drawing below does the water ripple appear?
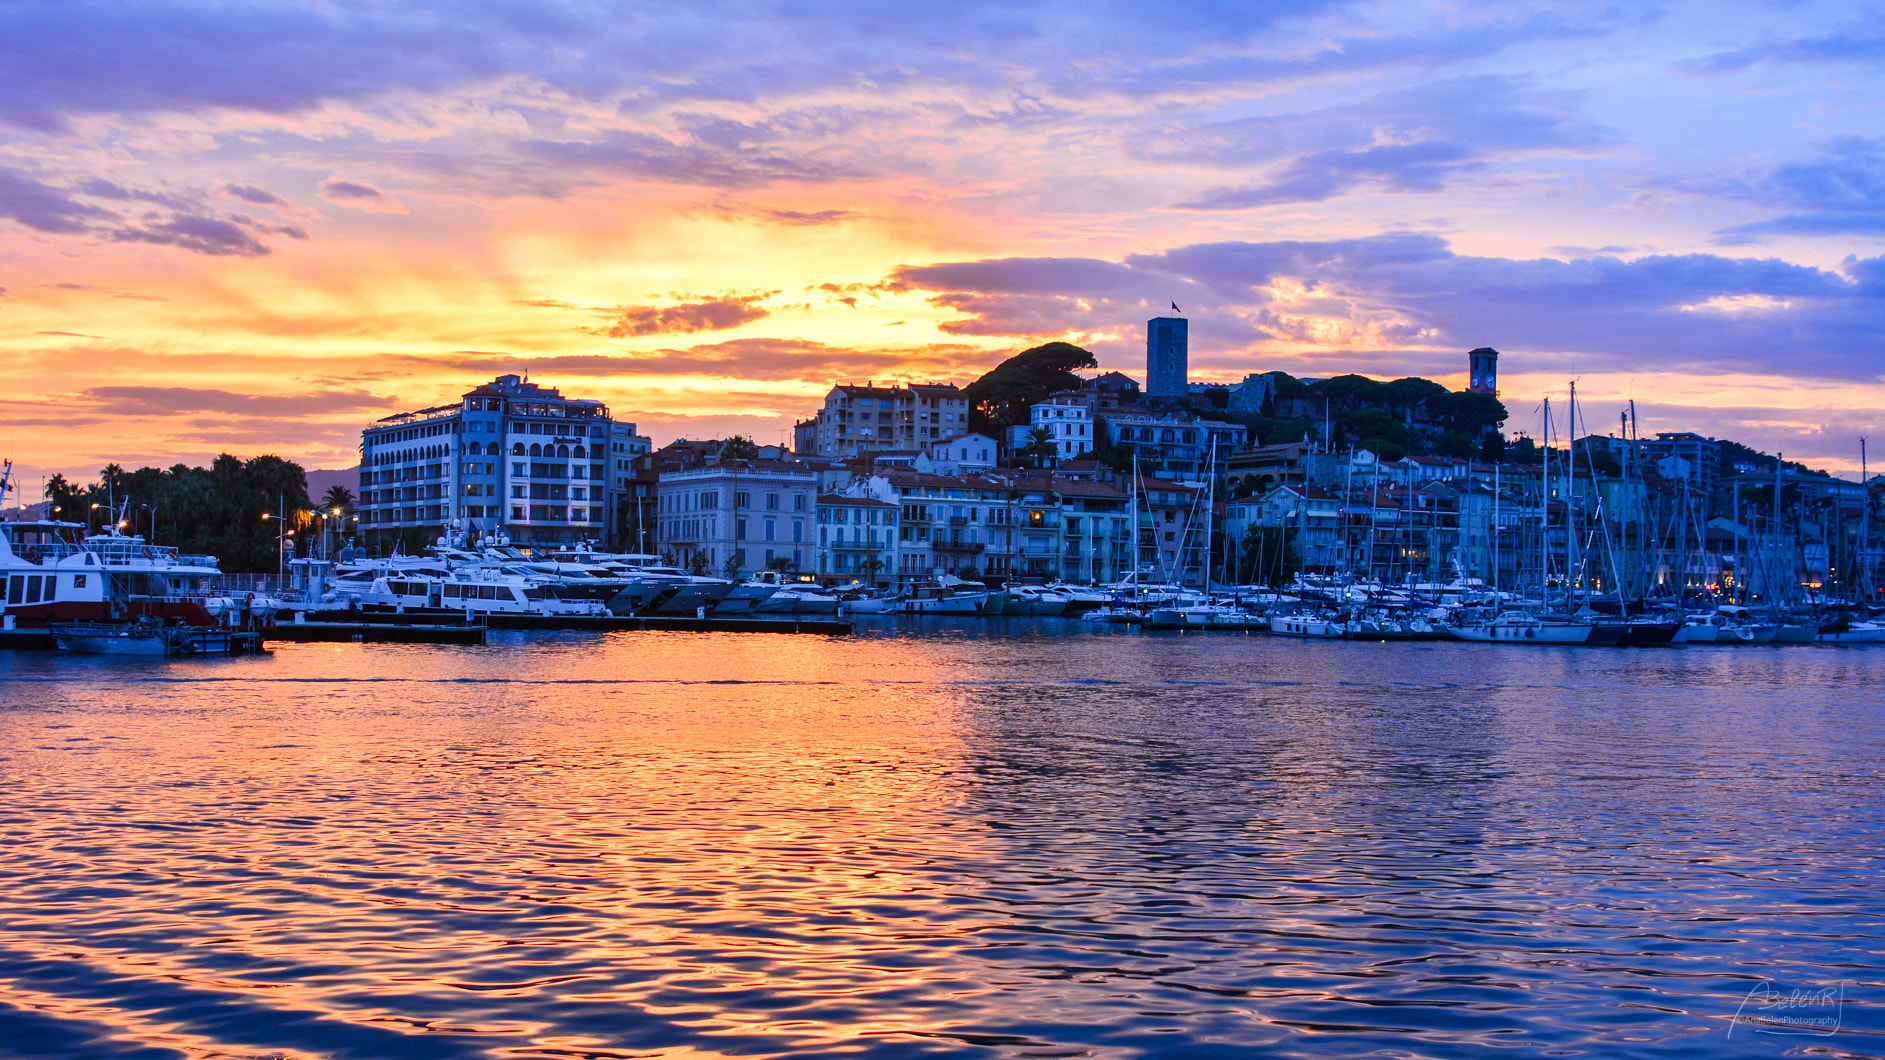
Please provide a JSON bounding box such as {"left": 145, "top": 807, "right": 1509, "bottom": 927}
{"left": 1, "top": 628, "right": 1881, "bottom": 1058}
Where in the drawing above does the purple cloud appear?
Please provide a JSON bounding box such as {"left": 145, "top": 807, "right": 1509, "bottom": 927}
{"left": 892, "top": 233, "right": 1885, "bottom": 382}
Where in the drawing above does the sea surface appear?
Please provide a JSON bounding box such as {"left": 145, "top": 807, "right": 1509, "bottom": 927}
{"left": 0, "top": 621, "right": 1880, "bottom": 1059}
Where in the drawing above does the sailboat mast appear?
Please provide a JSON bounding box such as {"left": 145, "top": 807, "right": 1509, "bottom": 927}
{"left": 1566, "top": 382, "right": 1577, "bottom": 611}
{"left": 1540, "top": 396, "right": 1551, "bottom": 603}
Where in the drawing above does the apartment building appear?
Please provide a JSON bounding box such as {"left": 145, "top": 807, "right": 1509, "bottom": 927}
{"left": 358, "top": 374, "right": 616, "bottom": 549}
{"left": 655, "top": 461, "right": 818, "bottom": 576}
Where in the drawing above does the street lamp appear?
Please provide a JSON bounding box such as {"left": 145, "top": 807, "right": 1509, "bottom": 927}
{"left": 262, "top": 512, "right": 295, "bottom": 583}
{"left": 89, "top": 502, "right": 101, "bottom": 533}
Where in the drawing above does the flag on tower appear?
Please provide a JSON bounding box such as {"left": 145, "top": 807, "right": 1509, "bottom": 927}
{"left": 1171, "top": 301, "right": 1182, "bottom": 313}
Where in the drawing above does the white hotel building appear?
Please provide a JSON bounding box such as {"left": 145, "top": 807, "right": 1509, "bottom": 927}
{"left": 359, "top": 375, "right": 635, "bottom": 549}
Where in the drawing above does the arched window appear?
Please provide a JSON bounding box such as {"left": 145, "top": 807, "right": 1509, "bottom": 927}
{"left": 512, "top": 443, "right": 525, "bottom": 456}
{"left": 572, "top": 445, "right": 586, "bottom": 459}
{"left": 556, "top": 444, "right": 569, "bottom": 458}
{"left": 530, "top": 443, "right": 542, "bottom": 457}
{"left": 468, "top": 441, "right": 481, "bottom": 455}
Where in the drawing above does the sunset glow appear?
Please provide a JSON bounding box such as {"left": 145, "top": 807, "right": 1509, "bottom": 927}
{"left": 4, "top": 0, "right": 1884, "bottom": 486}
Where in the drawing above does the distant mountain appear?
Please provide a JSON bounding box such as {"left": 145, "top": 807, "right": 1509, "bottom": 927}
{"left": 305, "top": 467, "right": 359, "bottom": 506}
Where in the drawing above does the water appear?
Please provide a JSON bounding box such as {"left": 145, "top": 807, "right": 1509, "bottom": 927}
{"left": 1, "top": 623, "right": 1880, "bottom": 1059}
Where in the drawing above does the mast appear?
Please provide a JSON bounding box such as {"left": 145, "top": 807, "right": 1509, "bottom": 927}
{"left": 1863, "top": 437, "right": 1872, "bottom": 602}
{"left": 1540, "top": 395, "right": 1551, "bottom": 605}
{"left": 1492, "top": 461, "right": 1500, "bottom": 596}
{"left": 1565, "top": 382, "right": 1577, "bottom": 611}
{"left": 1201, "top": 438, "right": 1217, "bottom": 590}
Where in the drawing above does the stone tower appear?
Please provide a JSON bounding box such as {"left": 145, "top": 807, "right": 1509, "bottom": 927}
{"left": 1468, "top": 347, "right": 1499, "bottom": 396}
{"left": 1146, "top": 316, "right": 1188, "bottom": 399}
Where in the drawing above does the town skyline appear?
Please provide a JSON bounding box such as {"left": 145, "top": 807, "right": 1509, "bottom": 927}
{"left": 4, "top": 0, "right": 1885, "bottom": 489}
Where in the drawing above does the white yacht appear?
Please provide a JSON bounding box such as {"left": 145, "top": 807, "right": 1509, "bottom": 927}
{"left": 1451, "top": 609, "right": 1594, "bottom": 644}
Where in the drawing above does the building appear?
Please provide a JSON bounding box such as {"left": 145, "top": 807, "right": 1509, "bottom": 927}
{"left": 1468, "top": 347, "right": 1499, "bottom": 396}
{"left": 655, "top": 461, "right": 819, "bottom": 577}
{"left": 816, "top": 487, "right": 900, "bottom": 580}
{"left": 928, "top": 433, "right": 998, "bottom": 475}
{"left": 1639, "top": 432, "right": 1722, "bottom": 493}
{"left": 1104, "top": 412, "right": 1246, "bottom": 480}
{"left": 1008, "top": 397, "right": 1094, "bottom": 464}
{"left": 1146, "top": 316, "right": 1188, "bottom": 400}
{"left": 358, "top": 374, "right": 611, "bottom": 550}
{"left": 803, "top": 382, "right": 972, "bottom": 458}
{"left": 605, "top": 421, "right": 655, "bottom": 552}
{"left": 1228, "top": 372, "right": 1284, "bottom": 414}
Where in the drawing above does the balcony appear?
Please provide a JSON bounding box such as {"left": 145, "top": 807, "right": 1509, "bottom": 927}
{"left": 933, "top": 540, "right": 985, "bottom": 553}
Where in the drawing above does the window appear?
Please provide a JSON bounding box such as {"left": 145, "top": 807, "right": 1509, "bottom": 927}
{"left": 765, "top": 492, "right": 778, "bottom": 511}
{"left": 794, "top": 495, "right": 805, "bottom": 512}
{"left": 737, "top": 518, "right": 748, "bottom": 540}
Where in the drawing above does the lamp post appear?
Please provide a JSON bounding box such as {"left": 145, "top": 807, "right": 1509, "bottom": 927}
{"left": 89, "top": 502, "right": 101, "bottom": 533}
{"left": 261, "top": 513, "right": 294, "bottom": 585}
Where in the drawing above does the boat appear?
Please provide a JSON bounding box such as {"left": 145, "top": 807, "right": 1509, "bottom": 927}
{"left": 1451, "top": 609, "right": 1594, "bottom": 644}
{"left": 1818, "top": 614, "right": 1885, "bottom": 644}
{"left": 2, "top": 520, "right": 244, "bottom": 629}
{"left": 1144, "top": 603, "right": 1265, "bottom": 631}
{"left": 52, "top": 617, "right": 195, "bottom": 656}
{"left": 1670, "top": 614, "right": 1719, "bottom": 644}
{"left": 751, "top": 573, "right": 840, "bottom": 614}
{"left": 898, "top": 579, "right": 995, "bottom": 616}
{"left": 832, "top": 582, "right": 895, "bottom": 614}
{"left": 1004, "top": 584, "right": 1071, "bottom": 616}
{"left": 1268, "top": 609, "right": 1344, "bottom": 638}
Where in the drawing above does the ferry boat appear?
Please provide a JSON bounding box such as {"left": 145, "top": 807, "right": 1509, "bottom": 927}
{"left": 2, "top": 521, "right": 239, "bottom": 628}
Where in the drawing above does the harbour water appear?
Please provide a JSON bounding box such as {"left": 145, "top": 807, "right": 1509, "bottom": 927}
{"left": 1, "top": 622, "right": 1880, "bottom": 1058}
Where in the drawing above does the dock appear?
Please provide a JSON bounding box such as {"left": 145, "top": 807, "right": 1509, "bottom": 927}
{"left": 264, "top": 622, "right": 489, "bottom": 645}
{"left": 483, "top": 614, "right": 851, "bottom": 634}
{"left": 263, "top": 614, "right": 850, "bottom": 642}
{"left": 0, "top": 629, "right": 55, "bottom": 651}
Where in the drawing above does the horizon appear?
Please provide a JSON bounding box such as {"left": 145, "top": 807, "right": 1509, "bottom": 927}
{"left": 5, "top": 1, "right": 1885, "bottom": 491}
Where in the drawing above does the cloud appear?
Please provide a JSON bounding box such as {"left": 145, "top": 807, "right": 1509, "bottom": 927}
{"left": 223, "top": 182, "right": 288, "bottom": 206}
{"left": 421, "top": 336, "right": 982, "bottom": 382}
{"left": 1159, "top": 75, "right": 1615, "bottom": 209}
{"left": 110, "top": 214, "right": 272, "bottom": 256}
{"left": 320, "top": 178, "right": 405, "bottom": 212}
{"left": 712, "top": 201, "right": 863, "bottom": 226}
{"left": 891, "top": 232, "right": 1885, "bottom": 382}
{"left": 595, "top": 293, "right": 774, "bottom": 337}
{"left": 517, "top": 128, "right": 860, "bottom": 188}
{"left": 77, "top": 386, "right": 397, "bottom": 417}
{"left": 1693, "top": 136, "right": 1885, "bottom": 242}
{"left": 1677, "top": 20, "right": 1885, "bottom": 74}
{"left": 0, "top": 165, "right": 109, "bottom": 233}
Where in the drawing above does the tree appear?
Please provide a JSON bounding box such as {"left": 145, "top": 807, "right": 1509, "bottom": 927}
{"left": 1480, "top": 431, "right": 1507, "bottom": 463}
{"left": 721, "top": 435, "right": 759, "bottom": 460}
{"left": 688, "top": 551, "right": 711, "bottom": 576}
{"left": 962, "top": 341, "right": 1098, "bottom": 434}
{"left": 321, "top": 485, "right": 356, "bottom": 513}
{"left": 723, "top": 549, "right": 747, "bottom": 579}
{"left": 767, "top": 555, "right": 795, "bottom": 574}
{"left": 1240, "top": 524, "right": 1301, "bottom": 587}
{"left": 1020, "top": 426, "right": 1059, "bottom": 468}
{"left": 860, "top": 556, "right": 886, "bottom": 582}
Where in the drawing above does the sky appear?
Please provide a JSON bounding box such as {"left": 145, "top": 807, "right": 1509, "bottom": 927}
{"left": 4, "top": 0, "right": 1885, "bottom": 493}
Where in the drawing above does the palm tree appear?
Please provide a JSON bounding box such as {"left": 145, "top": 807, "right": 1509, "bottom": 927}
{"left": 767, "top": 555, "right": 796, "bottom": 574}
{"left": 321, "top": 484, "right": 355, "bottom": 514}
